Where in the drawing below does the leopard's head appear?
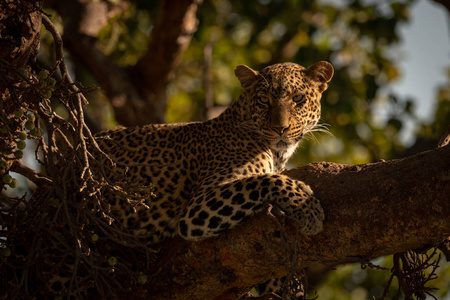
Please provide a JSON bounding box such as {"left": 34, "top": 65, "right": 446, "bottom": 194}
{"left": 234, "top": 61, "right": 334, "bottom": 151}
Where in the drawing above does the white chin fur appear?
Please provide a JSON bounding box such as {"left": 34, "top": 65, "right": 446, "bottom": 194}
{"left": 271, "top": 141, "right": 298, "bottom": 157}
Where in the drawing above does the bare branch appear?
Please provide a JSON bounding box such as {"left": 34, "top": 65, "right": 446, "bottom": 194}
{"left": 41, "top": 14, "right": 88, "bottom": 105}
{"left": 11, "top": 160, "right": 52, "bottom": 185}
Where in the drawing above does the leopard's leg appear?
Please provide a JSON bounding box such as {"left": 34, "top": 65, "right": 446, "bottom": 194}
{"left": 254, "top": 276, "right": 304, "bottom": 299}
{"left": 177, "top": 174, "right": 324, "bottom": 240}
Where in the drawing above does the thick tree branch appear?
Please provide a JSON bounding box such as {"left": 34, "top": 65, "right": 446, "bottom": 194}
{"left": 137, "top": 0, "right": 202, "bottom": 100}
{"left": 128, "top": 144, "right": 450, "bottom": 299}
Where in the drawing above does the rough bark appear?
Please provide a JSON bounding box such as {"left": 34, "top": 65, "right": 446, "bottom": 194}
{"left": 46, "top": 0, "right": 201, "bottom": 126}
{"left": 126, "top": 144, "right": 450, "bottom": 300}
{"left": 0, "top": 0, "right": 42, "bottom": 68}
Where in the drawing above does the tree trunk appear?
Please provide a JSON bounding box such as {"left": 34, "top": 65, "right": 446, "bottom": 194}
{"left": 128, "top": 144, "right": 450, "bottom": 299}
{"left": 46, "top": 0, "right": 202, "bottom": 126}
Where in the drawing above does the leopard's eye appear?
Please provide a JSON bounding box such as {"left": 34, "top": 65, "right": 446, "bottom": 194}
{"left": 259, "top": 96, "right": 270, "bottom": 104}
{"left": 293, "top": 94, "right": 305, "bottom": 104}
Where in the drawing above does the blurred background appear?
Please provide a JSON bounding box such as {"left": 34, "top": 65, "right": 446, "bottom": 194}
{"left": 34, "top": 0, "right": 450, "bottom": 298}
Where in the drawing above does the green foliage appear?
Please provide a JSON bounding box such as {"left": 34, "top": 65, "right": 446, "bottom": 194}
{"left": 316, "top": 260, "right": 395, "bottom": 300}
{"left": 97, "top": 3, "right": 156, "bottom": 66}
{"left": 316, "top": 256, "right": 450, "bottom": 299}
{"left": 418, "top": 67, "right": 450, "bottom": 141}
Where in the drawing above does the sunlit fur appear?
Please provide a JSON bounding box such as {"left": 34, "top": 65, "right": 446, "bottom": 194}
{"left": 232, "top": 62, "right": 333, "bottom": 171}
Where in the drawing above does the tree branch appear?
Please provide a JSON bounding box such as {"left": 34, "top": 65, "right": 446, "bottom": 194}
{"left": 137, "top": 0, "right": 202, "bottom": 99}
{"left": 11, "top": 160, "right": 52, "bottom": 185}
{"left": 128, "top": 144, "right": 450, "bottom": 299}
{"left": 48, "top": 0, "right": 202, "bottom": 126}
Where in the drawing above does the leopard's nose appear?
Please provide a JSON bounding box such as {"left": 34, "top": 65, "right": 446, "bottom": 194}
{"left": 272, "top": 125, "right": 290, "bottom": 135}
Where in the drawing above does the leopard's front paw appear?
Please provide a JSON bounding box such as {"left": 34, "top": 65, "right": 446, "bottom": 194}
{"left": 277, "top": 185, "right": 324, "bottom": 235}
{"left": 293, "top": 195, "right": 324, "bottom": 235}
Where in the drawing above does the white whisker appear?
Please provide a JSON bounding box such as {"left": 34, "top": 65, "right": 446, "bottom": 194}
{"left": 301, "top": 121, "right": 333, "bottom": 144}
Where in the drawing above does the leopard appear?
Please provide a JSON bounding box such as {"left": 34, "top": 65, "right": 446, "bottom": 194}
{"left": 95, "top": 60, "right": 333, "bottom": 298}
{"left": 99, "top": 61, "right": 333, "bottom": 243}
{"left": 48, "top": 60, "right": 334, "bottom": 298}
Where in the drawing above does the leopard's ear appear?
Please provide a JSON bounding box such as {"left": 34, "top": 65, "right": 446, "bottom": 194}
{"left": 305, "top": 61, "right": 334, "bottom": 92}
{"left": 235, "top": 65, "right": 259, "bottom": 90}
